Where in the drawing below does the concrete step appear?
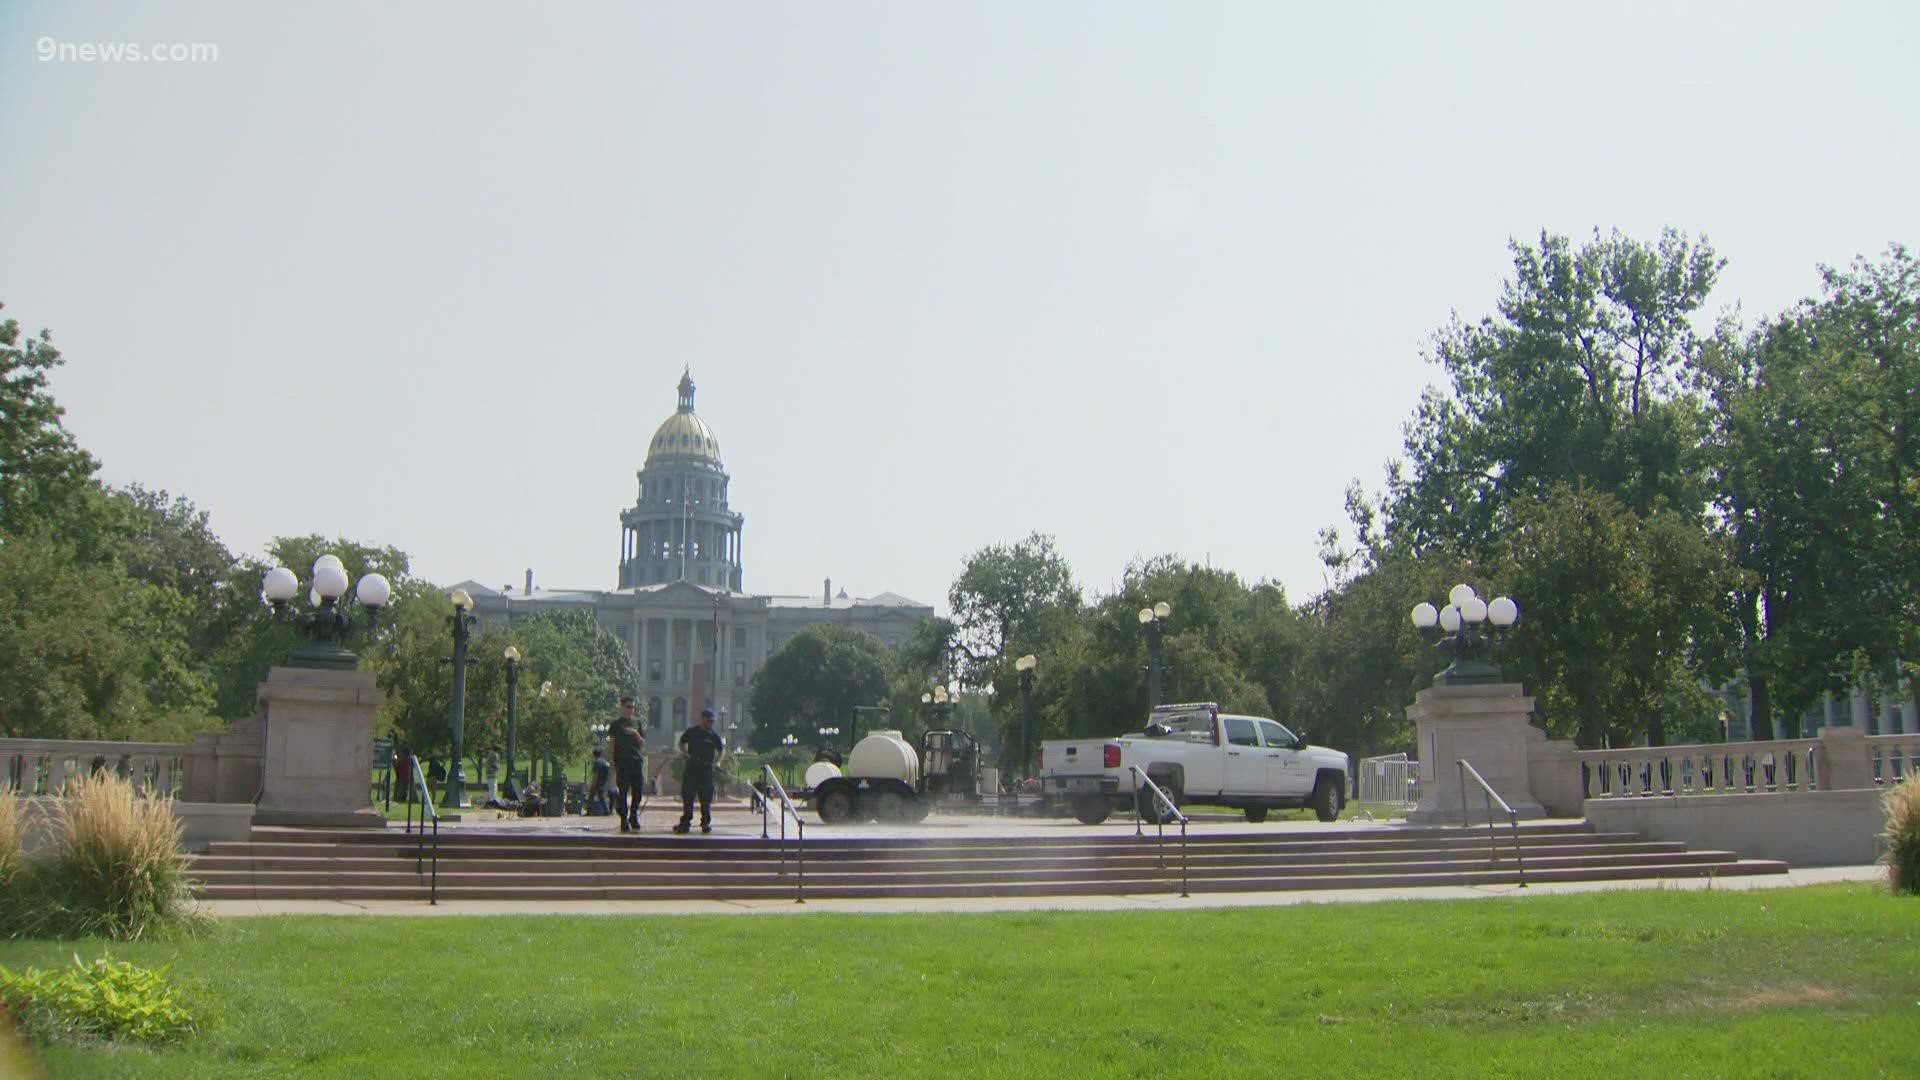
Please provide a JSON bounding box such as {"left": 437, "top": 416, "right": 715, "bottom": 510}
{"left": 193, "top": 858, "right": 1788, "bottom": 902}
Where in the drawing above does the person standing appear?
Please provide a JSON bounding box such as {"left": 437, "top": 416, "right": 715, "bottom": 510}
{"left": 674, "top": 708, "right": 725, "bottom": 834}
{"left": 609, "top": 696, "right": 647, "bottom": 833}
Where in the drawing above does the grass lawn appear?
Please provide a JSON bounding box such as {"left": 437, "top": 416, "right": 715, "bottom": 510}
{"left": 2, "top": 884, "right": 1916, "bottom": 1078}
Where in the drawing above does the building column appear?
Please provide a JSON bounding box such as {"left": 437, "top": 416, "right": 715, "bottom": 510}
{"left": 1851, "top": 686, "right": 1872, "bottom": 728}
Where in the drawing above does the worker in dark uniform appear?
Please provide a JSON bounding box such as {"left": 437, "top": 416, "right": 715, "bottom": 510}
{"left": 674, "top": 708, "right": 725, "bottom": 834}
{"left": 609, "top": 696, "right": 647, "bottom": 833}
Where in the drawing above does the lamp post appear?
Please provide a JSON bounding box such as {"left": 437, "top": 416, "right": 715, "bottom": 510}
{"left": 921, "top": 684, "right": 956, "bottom": 731}
{"left": 502, "top": 645, "right": 522, "bottom": 800}
{"left": 817, "top": 726, "right": 841, "bottom": 758}
{"left": 1014, "top": 654, "right": 1037, "bottom": 782}
{"left": 1138, "top": 600, "right": 1171, "bottom": 707}
{"left": 444, "top": 589, "right": 478, "bottom": 808}
{"left": 1409, "top": 584, "right": 1519, "bottom": 686}
{"left": 780, "top": 732, "right": 799, "bottom": 787}
{"left": 260, "top": 555, "right": 392, "bottom": 670}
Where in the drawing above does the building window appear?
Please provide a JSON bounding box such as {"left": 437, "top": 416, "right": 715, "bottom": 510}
{"left": 733, "top": 627, "right": 747, "bottom": 648}
{"left": 674, "top": 660, "right": 687, "bottom": 684}
{"left": 649, "top": 659, "right": 662, "bottom": 682}
{"left": 673, "top": 697, "right": 687, "bottom": 728}
{"left": 734, "top": 660, "right": 746, "bottom": 687}
{"left": 648, "top": 697, "right": 663, "bottom": 730}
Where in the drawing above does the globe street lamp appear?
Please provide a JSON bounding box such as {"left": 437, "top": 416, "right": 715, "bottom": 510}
{"left": 1409, "top": 584, "right": 1519, "bottom": 686}
{"left": 780, "top": 732, "right": 799, "bottom": 787}
{"left": 817, "top": 726, "right": 841, "bottom": 757}
{"left": 502, "top": 645, "right": 522, "bottom": 800}
{"left": 1138, "top": 601, "right": 1171, "bottom": 707}
{"left": 921, "top": 684, "right": 957, "bottom": 731}
{"left": 444, "top": 589, "right": 478, "bottom": 808}
{"left": 1014, "top": 654, "right": 1038, "bottom": 781}
{"left": 261, "top": 555, "right": 392, "bottom": 670}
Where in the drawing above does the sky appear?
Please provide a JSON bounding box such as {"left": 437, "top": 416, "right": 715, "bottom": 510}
{"left": 2, "top": 2, "right": 1915, "bottom": 614}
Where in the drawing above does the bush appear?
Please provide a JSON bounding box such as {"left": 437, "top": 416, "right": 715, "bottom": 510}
{"left": 0, "top": 953, "right": 195, "bottom": 1045}
{"left": 2, "top": 775, "right": 200, "bottom": 941}
{"left": 1882, "top": 772, "right": 1920, "bottom": 896}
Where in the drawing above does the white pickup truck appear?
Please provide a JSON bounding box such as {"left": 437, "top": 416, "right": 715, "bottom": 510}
{"left": 1039, "top": 702, "right": 1349, "bottom": 825}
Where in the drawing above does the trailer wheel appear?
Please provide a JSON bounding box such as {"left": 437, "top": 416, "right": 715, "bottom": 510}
{"left": 1071, "top": 795, "right": 1111, "bottom": 825}
{"left": 815, "top": 780, "right": 856, "bottom": 824}
{"left": 1244, "top": 806, "right": 1268, "bottom": 823}
{"left": 870, "top": 786, "right": 913, "bottom": 824}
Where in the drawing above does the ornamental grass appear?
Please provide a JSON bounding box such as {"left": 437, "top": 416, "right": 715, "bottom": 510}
{"left": 35, "top": 775, "right": 198, "bottom": 940}
{"left": 1882, "top": 771, "right": 1920, "bottom": 896}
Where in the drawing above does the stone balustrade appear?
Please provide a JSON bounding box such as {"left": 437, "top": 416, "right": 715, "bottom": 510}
{"left": 1569, "top": 727, "right": 1919, "bottom": 802}
{"left": 2, "top": 737, "right": 188, "bottom": 798}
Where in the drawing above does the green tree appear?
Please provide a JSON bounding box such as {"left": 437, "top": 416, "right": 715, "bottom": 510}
{"left": 746, "top": 624, "right": 891, "bottom": 752}
{"left": 947, "top": 532, "right": 1081, "bottom": 682}
{"left": 1704, "top": 245, "right": 1920, "bottom": 736}
{"left": 1493, "top": 486, "right": 1731, "bottom": 747}
{"left": 0, "top": 306, "right": 97, "bottom": 538}
{"left": 1384, "top": 228, "right": 1721, "bottom": 556}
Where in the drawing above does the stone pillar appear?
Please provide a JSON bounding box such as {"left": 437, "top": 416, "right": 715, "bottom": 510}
{"left": 1405, "top": 682, "right": 1549, "bottom": 824}
{"left": 254, "top": 666, "right": 385, "bottom": 827}
{"left": 182, "top": 714, "right": 265, "bottom": 803}
{"left": 1817, "top": 723, "right": 1874, "bottom": 790}
{"left": 1850, "top": 687, "right": 1871, "bottom": 728}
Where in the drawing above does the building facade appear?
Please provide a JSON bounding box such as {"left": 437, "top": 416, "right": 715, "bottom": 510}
{"left": 458, "top": 372, "right": 930, "bottom": 744}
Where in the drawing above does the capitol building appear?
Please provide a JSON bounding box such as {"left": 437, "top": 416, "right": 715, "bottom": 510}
{"left": 458, "top": 372, "right": 931, "bottom": 741}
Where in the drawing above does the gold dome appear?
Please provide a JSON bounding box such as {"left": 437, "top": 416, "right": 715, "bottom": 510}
{"left": 646, "top": 410, "right": 723, "bottom": 466}
{"left": 645, "top": 370, "right": 723, "bottom": 467}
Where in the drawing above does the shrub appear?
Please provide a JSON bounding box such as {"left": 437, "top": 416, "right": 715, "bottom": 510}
{"left": 0, "top": 954, "right": 195, "bottom": 1045}
{"left": 40, "top": 775, "right": 198, "bottom": 940}
{"left": 1882, "top": 772, "right": 1920, "bottom": 896}
{"left": 0, "top": 796, "right": 27, "bottom": 940}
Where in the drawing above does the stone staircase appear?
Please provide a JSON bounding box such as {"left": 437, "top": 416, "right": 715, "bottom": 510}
{"left": 189, "top": 818, "right": 1788, "bottom": 903}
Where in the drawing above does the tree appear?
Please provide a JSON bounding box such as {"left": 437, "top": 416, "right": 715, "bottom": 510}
{"left": 1705, "top": 245, "right": 1920, "bottom": 735}
{"left": 0, "top": 305, "right": 97, "bottom": 539}
{"left": 0, "top": 528, "right": 215, "bottom": 740}
{"left": 1384, "top": 228, "right": 1721, "bottom": 557}
{"left": 1493, "top": 486, "right": 1731, "bottom": 747}
{"left": 947, "top": 532, "right": 1081, "bottom": 682}
{"left": 746, "top": 624, "right": 891, "bottom": 752}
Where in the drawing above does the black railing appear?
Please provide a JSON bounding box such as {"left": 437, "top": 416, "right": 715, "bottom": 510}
{"left": 1128, "top": 766, "right": 1189, "bottom": 898}
{"left": 759, "top": 766, "right": 806, "bottom": 904}
{"left": 401, "top": 755, "right": 439, "bottom": 905}
{"left": 1458, "top": 759, "right": 1525, "bottom": 888}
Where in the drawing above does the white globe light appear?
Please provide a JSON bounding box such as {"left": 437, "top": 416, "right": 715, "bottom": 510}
{"left": 1489, "top": 596, "right": 1520, "bottom": 627}
{"left": 1439, "top": 605, "right": 1462, "bottom": 632}
{"left": 1460, "top": 596, "right": 1488, "bottom": 624}
{"left": 1015, "top": 654, "right": 1038, "bottom": 672}
{"left": 308, "top": 588, "right": 322, "bottom": 608}
{"left": 1448, "top": 583, "right": 1477, "bottom": 608}
{"left": 450, "top": 588, "right": 473, "bottom": 610}
{"left": 503, "top": 645, "right": 521, "bottom": 663}
{"left": 1153, "top": 601, "right": 1171, "bottom": 619}
{"left": 313, "top": 554, "right": 346, "bottom": 577}
{"left": 355, "top": 572, "right": 391, "bottom": 608}
{"left": 1410, "top": 602, "right": 1438, "bottom": 629}
{"left": 262, "top": 566, "right": 298, "bottom": 603}
{"left": 313, "top": 564, "right": 349, "bottom": 600}
{"left": 1138, "top": 607, "right": 1154, "bottom": 624}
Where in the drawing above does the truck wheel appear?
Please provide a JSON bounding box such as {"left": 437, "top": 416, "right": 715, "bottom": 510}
{"left": 1244, "top": 807, "right": 1268, "bottom": 823}
{"left": 1310, "top": 774, "right": 1343, "bottom": 822}
{"left": 1135, "top": 782, "right": 1180, "bottom": 824}
{"left": 816, "top": 782, "right": 855, "bottom": 824}
{"left": 1071, "top": 795, "right": 1111, "bottom": 825}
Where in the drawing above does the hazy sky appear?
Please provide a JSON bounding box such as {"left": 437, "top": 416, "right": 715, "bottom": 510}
{"left": 3, "top": 2, "right": 1915, "bottom": 613}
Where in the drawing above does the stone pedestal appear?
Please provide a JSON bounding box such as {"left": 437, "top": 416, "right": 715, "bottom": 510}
{"left": 1405, "top": 682, "right": 1550, "bottom": 824}
{"left": 182, "top": 715, "right": 265, "bottom": 803}
{"left": 254, "top": 666, "right": 385, "bottom": 827}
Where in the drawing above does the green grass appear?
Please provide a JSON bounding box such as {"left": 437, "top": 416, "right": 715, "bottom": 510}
{"left": 2, "top": 885, "right": 1915, "bottom": 1078}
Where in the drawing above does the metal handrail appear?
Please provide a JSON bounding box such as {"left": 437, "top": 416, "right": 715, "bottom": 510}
{"left": 401, "top": 755, "right": 439, "bottom": 905}
{"left": 1127, "top": 766, "right": 1189, "bottom": 898}
{"left": 1457, "top": 759, "right": 1525, "bottom": 888}
{"left": 759, "top": 766, "right": 806, "bottom": 904}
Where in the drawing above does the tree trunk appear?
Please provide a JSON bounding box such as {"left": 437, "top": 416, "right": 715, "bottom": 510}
{"left": 1748, "top": 677, "right": 1774, "bottom": 742}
